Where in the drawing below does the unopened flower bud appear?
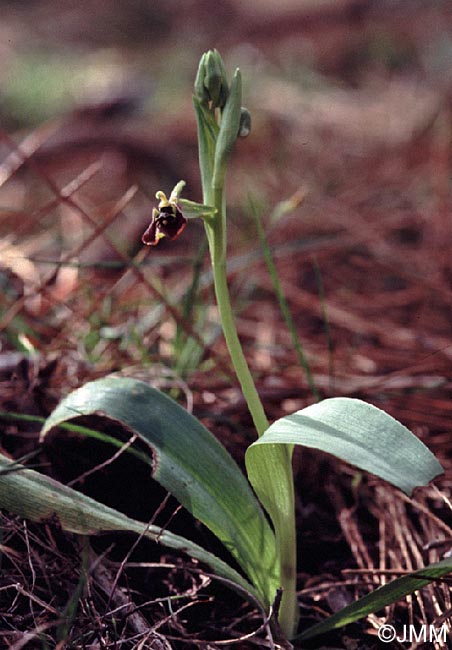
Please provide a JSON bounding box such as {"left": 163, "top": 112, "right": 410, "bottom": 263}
{"left": 204, "top": 50, "right": 223, "bottom": 106}
{"left": 194, "top": 49, "right": 229, "bottom": 109}
{"left": 238, "top": 107, "right": 251, "bottom": 138}
{"left": 194, "top": 53, "right": 209, "bottom": 106}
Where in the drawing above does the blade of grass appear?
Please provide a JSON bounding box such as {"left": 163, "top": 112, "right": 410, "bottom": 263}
{"left": 0, "top": 409, "right": 151, "bottom": 466}
{"left": 174, "top": 238, "right": 209, "bottom": 375}
{"left": 312, "top": 255, "right": 334, "bottom": 392}
{"left": 298, "top": 557, "right": 452, "bottom": 641}
{"left": 56, "top": 538, "right": 90, "bottom": 643}
{"left": 248, "top": 197, "right": 319, "bottom": 400}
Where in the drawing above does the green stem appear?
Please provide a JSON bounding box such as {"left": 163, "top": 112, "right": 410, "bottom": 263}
{"left": 207, "top": 223, "right": 269, "bottom": 436}
{"left": 203, "top": 185, "right": 298, "bottom": 639}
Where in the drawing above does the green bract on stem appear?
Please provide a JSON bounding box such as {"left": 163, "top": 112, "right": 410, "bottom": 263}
{"left": 194, "top": 49, "right": 229, "bottom": 110}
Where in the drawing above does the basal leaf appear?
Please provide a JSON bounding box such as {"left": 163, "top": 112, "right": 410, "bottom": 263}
{"left": 40, "top": 376, "right": 278, "bottom": 605}
{"left": 247, "top": 397, "right": 443, "bottom": 496}
{"left": 0, "top": 452, "right": 259, "bottom": 601}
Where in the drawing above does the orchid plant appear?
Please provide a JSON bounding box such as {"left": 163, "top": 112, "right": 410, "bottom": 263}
{"left": 0, "top": 50, "right": 446, "bottom": 644}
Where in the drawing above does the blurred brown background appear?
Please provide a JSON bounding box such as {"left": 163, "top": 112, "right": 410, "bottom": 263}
{"left": 2, "top": 2, "right": 452, "bottom": 647}
{"left": 1, "top": 0, "right": 452, "bottom": 417}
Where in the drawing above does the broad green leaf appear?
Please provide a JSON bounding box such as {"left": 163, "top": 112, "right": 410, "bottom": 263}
{"left": 0, "top": 452, "right": 259, "bottom": 601}
{"left": 40, "top": 376, "right": 278, "bottom": 605}
{"left": 298, "top": 556, "right": 452, "bottom": 640}
{"left": 247, "top": 397, "right": 443, "bottom": 496}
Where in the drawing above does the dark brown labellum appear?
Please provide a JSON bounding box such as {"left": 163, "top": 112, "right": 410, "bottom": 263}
{"left": 142, "top": 204, "right": 187, "bottom": 246}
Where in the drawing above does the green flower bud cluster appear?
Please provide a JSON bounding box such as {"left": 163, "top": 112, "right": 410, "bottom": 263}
{"left": 194, "top": 49, "right": 229, "bottom": 109}
{"left": 194, "top": 49, "right": 251, "bottom": 139}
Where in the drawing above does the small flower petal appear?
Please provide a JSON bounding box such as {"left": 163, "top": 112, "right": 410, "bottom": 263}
{"left": 142, "top": 205, "right": 187, "bottom": 246}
